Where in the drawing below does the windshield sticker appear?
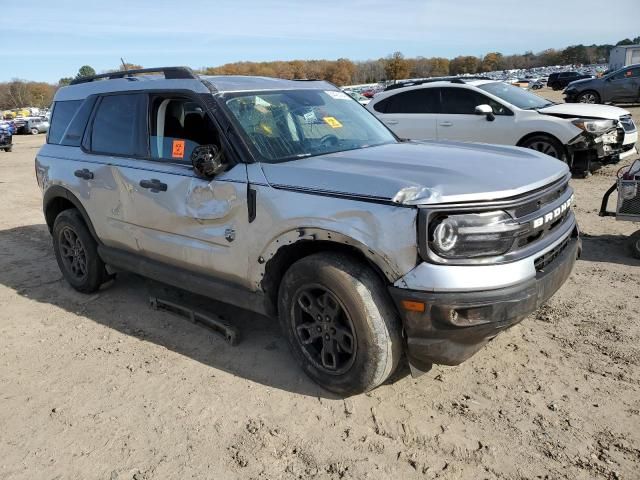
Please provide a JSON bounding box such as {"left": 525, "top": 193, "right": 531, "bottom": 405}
{"left": 325, "top": 90, "right": 350, "bottom": 100}
{"left": 323, "top": 116, "right": 343, "bottom": 128}
{"left": 303, "top": 110, "right": 317, "bottom": 123}
{"left": 172, "top": 139, "right": 185, "bottom": 159}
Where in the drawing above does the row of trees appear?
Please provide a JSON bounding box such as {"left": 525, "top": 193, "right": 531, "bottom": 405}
{"left": 2, "top": 35, "right": 639, "bottom": 110}
{"left": 204, "top": 36, "right": 640, "bottom": 85}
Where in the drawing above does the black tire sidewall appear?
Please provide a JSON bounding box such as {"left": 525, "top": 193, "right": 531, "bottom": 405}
{"left": 52, "top": 209, "right": 105, "bottom": 293}
{"left": 278, "top": 253, "right": 401, "bottom": 395}
{"left": 522, "top": 135, "right": 567, "bottom": 163}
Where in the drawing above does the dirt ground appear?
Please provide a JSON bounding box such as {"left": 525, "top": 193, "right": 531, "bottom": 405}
{"left": 1, "top": 90, "right": 639, "bottom": 480}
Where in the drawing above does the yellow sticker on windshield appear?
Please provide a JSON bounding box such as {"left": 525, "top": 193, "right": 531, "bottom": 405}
{"left": 323, "top": 116, "right": 343, "bottom": 129}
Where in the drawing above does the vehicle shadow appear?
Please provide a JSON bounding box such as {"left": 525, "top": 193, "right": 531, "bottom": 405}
{"left": 579, "top": 232, "right": 640, "bottom": 266}
{"left": 0, "top": 223, "right": 348, "bottom": 398}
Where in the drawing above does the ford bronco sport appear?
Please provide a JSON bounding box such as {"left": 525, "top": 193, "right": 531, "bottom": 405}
{"left": 36, "top": 67, "right": 580, "bottom": 395}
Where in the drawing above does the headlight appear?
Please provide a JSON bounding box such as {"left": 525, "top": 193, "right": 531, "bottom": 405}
{"left": 571, "top": 118, "right": 617, "bottom": 134}
{"left": 428, "top": 211, "right": 519, "bottom": 259}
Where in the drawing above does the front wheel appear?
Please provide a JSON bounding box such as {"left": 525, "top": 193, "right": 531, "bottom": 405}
{"left": 577, "top": 91, "right": 600, "bottom": 104}
{"left": 30, "top": 127, "right": 39, "bottom": 135}
{"left": 278, "top": 253, "right": 402, "bottom": 395}
{"left": 520, "top": 135, "right": 567, "bottom": 162}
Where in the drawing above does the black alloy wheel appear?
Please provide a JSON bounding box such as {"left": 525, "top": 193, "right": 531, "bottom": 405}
{"left": 292, "top": 286, "right": 357, "bottom": 375}
{"left": 58, "top": 226, "right": 88, "bottom": 281}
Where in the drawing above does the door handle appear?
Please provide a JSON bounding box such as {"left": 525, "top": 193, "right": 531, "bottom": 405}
{"left": 74, "top": 168, "right": 94, "bottom": 180}
{"left": 139, "top": 179, "right": 168, "bottom": 193}
{"left": 385, "top": 120, "right": 399, "bottom": 125}
{"left": 439, "top": 121, "right": 453, "bottom": 127}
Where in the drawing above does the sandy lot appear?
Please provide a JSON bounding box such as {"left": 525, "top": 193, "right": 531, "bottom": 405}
{"left": 1, "top": 92, "right": 639, "bottom": 479}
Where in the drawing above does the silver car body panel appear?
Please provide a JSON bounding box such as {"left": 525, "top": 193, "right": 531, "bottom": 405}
{"left": 260, "top": 141, "right": 569, "bottom": 205}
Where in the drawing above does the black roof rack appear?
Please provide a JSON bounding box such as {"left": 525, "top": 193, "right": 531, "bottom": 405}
{"left": 70, "top": 66, "right": 198, "bottom": 85}
{"left": 384, "top": 76, "right": 492, "bottom": 91}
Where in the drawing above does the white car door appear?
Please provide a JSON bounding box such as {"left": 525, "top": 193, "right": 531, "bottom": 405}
{"left": 436, "top": 87, "right": 517, "bottom": 145}
{"left": 372, "top": 88, "right": 438, "bottom": 140}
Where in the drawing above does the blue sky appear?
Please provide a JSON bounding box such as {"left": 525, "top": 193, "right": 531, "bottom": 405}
{"left": 2, "top": 0, "right": 638, "bottom": 82}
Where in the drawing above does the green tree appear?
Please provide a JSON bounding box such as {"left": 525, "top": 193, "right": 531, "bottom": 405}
{"left": 58, "top": 77, "right": 73, "bottom": 87}
{"left": 76, "top": 65, "right": 96, "bottom": 79}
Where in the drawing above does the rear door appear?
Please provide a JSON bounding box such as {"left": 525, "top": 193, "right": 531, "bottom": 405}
{"left": 372, "top": 88, "right": 439, "bottom": 139}
{"left": 436, "top": 87, "right": 516, "bottom": 144}
{"left": 86, "top": 92, "right": 250, "bottom": 285}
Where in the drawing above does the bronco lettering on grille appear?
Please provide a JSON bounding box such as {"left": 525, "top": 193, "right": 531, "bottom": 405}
{"left": 532, "top": 195, "right": 573, "bottom": 230}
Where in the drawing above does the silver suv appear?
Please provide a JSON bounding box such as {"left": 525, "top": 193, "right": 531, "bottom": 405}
{"left": 36, "top": 67, "right": 580, "bottom": 394}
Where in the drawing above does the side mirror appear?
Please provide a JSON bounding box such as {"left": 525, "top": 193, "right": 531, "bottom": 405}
{"left": 475, "top": 104, "right": 495, "bottom": 122}
{"left": 191, "top": 145, "right": 226, "bottom": 178}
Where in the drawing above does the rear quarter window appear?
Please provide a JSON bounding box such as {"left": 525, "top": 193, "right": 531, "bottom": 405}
{"left": 48, "top": 100, "right": 82, "bottom": 144}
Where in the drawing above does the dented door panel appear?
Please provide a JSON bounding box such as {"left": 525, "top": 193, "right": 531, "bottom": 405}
{"left": 111, "top": 158, "right": 250, "bottom": 286}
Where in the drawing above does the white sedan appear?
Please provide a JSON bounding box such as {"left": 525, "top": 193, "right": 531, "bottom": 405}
{"left": 367, "top": 79, "right": 638, "bottom": 173}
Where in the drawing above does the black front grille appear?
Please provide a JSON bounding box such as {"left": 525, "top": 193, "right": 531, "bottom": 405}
{"left": 534, "top": 235, "right": 571, "bottom": 272}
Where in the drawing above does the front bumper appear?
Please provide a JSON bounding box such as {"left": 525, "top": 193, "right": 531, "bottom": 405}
{"left": 389, "top": 232, "right": 580, "bottom": 371}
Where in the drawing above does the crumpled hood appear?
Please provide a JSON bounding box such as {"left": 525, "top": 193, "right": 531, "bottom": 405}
{"left": 260, "top": 141, "right": 568, "bottom": 205}
{"left": 539, "top": 103, "right": 630, "bottom": 120}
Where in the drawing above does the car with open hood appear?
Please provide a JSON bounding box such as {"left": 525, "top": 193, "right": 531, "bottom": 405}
{"left": 36, "top": 67, "right": 580, "bottom": 395}
{"left": 367, "top": 78, "right": 637, "bottom": 174}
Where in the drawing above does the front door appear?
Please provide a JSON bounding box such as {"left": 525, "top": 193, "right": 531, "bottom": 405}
{"left": 606, "top": 67, "right": 640, "bottom": 103}
{"left": 85, "top": 92, "right": 250, "bottom": 287}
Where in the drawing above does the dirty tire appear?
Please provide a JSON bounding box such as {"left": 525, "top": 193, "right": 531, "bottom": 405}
{"left": 52, "top": 209, "right": 106, "bottom": 293}
{"left": 629, "top": 231, "right": 640, "bottom": 259}
{"left": 520, "top": 135, "right": 567, "bottom": 163}
{"left": 278, "top": 253, "right": 402, "bottom": 395}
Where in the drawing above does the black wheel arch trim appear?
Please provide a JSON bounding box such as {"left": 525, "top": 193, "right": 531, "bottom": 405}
{"left": 43, "top": 185, "right": 101, "bottom": 243}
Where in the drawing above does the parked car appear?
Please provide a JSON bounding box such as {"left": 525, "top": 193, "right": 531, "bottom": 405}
{"left": 528, "top": 80, "right": 544, "bottom": 90}
{"left": 547, "top": 71, "right": 593, "bottom": 90}
{"left": 37, "top": 67, "right": 579, "bottom": 394}
{"left": 564, "top": 64, "right": 640, "bottom": 105}
{"left": 367, "top": 78, "right": 637, "bottom": 174}
{"left": 16, "top": 117, "right": 50, "bottom": 135}
{"left": 0, "top": 123, "right": 13, "bottom": 152}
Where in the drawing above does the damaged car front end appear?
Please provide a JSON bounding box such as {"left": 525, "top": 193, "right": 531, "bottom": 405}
{"left": 388, "top": 172, "right": 579, "bottom": 373}
{"left": 544, "top": 112, "right": 638, "bottom": 173}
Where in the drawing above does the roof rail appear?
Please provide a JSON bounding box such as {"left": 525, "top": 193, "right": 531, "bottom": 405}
{"left": 69, "top": 66, "right": 198, "bottom": 85}
{"left": 384, "top": 76, "right": 492, "bottom": 91}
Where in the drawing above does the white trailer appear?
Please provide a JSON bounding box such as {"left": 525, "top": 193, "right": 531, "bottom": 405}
{"left": 609, "top": 44, "right": 640, "bottom": 71}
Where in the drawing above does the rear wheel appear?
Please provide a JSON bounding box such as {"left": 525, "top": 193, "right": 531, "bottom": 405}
{"left": 278, "top": 253, "right": 402, "bottom": 395}
{"left": 30, "top": 127, "right": 39, "bottom": 135}
{"left": 520, "top": 135, "right": 567, "bottom": 162}
{"left": 53, "top": 209, "right": 107, "bottom": 293}
{"left": 577, "top": 91, "right": 600, "bottom": 104}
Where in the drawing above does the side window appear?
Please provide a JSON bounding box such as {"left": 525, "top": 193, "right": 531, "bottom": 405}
{"left": 48, "top": 100, "right": 82, "bottom": 144}
{"left": 384, "top": 89, "right": 439, "bottom": 114}
{"left": 149, "top": 96, "right": 221, "bottom": 162}
{"left": 441, "top": 88, "right": 508, "bottom": 115}
{"left": 61, "top": 96, "right": 97, "bottom": 147}
{"left": 90, "top": 94, "right": 147, "bottom": 156}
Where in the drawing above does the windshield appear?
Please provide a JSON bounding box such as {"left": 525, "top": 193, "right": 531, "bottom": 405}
{"left": 223, "top": 89, "right": 396, "bottom": 163}
{"left": 477, "top": 82, "right": 553, "bottom": 110}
